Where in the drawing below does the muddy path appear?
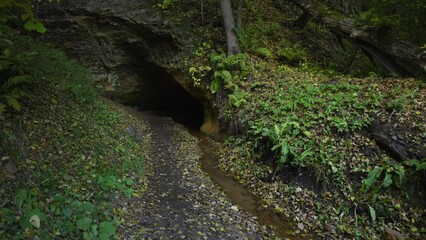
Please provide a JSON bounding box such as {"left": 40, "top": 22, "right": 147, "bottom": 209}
{"left": 112, "top": 105, "right": 278, "bottom": 239}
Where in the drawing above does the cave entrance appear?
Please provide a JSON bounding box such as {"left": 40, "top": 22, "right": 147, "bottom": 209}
{"left": 123, "top": 60, "right": 204, "bottom": 130}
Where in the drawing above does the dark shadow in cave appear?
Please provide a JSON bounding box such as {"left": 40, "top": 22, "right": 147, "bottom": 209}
{"left": 123, "top": 59, "right": 204, "bottom": 130}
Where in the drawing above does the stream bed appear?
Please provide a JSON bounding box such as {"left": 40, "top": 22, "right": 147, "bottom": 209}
{"left": 139, "top": 109, "right": 308, "bottom": 239}
{"left": 190, "top": 131, "right": 305, "bottom": 240}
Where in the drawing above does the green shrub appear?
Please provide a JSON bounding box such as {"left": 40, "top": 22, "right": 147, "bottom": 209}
{"left": 248, "top": 81, "right": 381, "bottom": 182}
{"left": 0, "top": 189, "right": 118, "bottom": 239}
{"left": 277, "top": 42, "right": 308, "bottom": 64}
{"left": 236, "top": 17, "right": 281, "bottom": 53}
{"left": 0, "top": 101, "right": 145, "bottom": 239}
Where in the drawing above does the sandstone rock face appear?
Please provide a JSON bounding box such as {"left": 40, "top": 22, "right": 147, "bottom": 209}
{"left": 39, "top": 0, "right": 218, "bottom": 135}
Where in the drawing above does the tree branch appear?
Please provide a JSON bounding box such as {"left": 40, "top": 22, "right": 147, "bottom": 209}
{"left": 286, "top": 0, "right": 426, "bottom": 77}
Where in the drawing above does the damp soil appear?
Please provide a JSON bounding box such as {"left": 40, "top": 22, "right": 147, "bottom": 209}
{"left": 107, "top": 98, "right": 316, "bottom": 239}
{"left": 140, "top": 108, "right": 306, "bottom": 239}
{"left": 112, "top": 105, "right": 277, "bottom": 239}
{"left": 190, "top": 130, "right": 305, "bottom": 240}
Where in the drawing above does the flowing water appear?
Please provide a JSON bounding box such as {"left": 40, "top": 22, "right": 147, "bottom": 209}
{"left": 191, "top": 131, "right": 307, "bottom": 240}
{"left": 141, "top": 109, "right": 309, "bottom": 239}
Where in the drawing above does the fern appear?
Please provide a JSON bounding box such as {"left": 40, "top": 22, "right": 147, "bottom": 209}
{"left": 210, "top": 78, "right": 221, "bottom": 94}
{"left": 0, "top": 59, "right": 12, "bottom": 71}
{"left": 0, "top": 75, "right": 32, "bottom": 113}
{"left": 5, "top": 96, "right": 21, "bottom": 111}
{"left": 4, "top": 75, "right": 33, "bottom": 87}
{"left": 0, "top": 103, "right": 5, "bottom": 115}
{"left": 209, "top": 52, "right": 249, "bottom": 93}
{"left": 407, "top": 159, "right": 426, "bottom": 171}
{"left": 0, "top": 24, "right": 96, "bottom": 116}
{"left": 228, "top": 88, "right": 247, "bottom": 107}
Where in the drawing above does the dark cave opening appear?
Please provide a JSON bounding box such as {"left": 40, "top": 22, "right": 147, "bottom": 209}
{"left": 122, "top": 60, "right": 204, "bottom": 130}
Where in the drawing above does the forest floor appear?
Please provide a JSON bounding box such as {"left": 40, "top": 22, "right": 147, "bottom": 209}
{"left": 108, "top": 102, "right": 278, "bottom": 239}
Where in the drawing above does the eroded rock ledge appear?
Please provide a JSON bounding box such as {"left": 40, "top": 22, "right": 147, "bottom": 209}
{"left": 39, "top": 0, "right": 219, "bottom": 135}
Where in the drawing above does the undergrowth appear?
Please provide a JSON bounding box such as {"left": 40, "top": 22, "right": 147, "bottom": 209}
{"left": 0, "top": 25, "right": 147, "bottom": 239}
{"left": 219, "top": 60, "right": 425, "bottom": 239}
{"left": 160, "top": 0, "right": 425, "bottom": 238}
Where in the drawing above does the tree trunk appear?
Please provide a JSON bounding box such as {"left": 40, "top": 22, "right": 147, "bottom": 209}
{"left": 286, "top": 0, "right": 426, "bottom": 77}
{"left": 236, "top": 0, "right": 243, "bottom": 29}
{"left": 220, "top": 0, "right": 241, "bottom": 56}
{"left": 201, "top": 0, "right": 204, "bottom": 24}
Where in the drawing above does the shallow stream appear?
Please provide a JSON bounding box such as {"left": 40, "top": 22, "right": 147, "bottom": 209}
{"left": 140, "top": 109, "right": 307, "bottom": 239}
{"left": 190, "top": 130, "right": 305, "bottom": 239}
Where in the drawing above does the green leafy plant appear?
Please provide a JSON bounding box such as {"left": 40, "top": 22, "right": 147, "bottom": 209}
{"left": 97, "top": 175, "right": 135, "bottom": 198}
{"left": 1, "top": 189, "right": 47, "bottom": 235}
{"left": 362, "top": 161, "right": 406, "bottom": 192}
{"left": 406, "top": 158, "right": 426, "bottom": 171}
{"left": 228, "top": 87, "right": 248, "bottom": 107}
{"left": 277, "top": 42, "right": 308, "bottom": 64}
{"left": 193, "top": 40, "right": 213, "bottom": 58}
{"left": 236, "top": 17, "right": 281, "bottom": 52}
{"left": 0, "top": 24, "right": 97, "bottom": 119}
{"left": 211, "top": 69, "right": 231, "bottom": 93}
{"left": 1, "top": 177, "right": 121, "bottom": 239}
{"left": 367, "top": 204, "right": 376, "bottom": 222}
{"left": 209, "top": 52, "right": 249, "bottom": 93}
{"left": 0, "top": 0, "right": 60, "bottom": 33}
{"left": 0, "top": 75, "right": 32, "bottom": 115}
{"left": 189, "top": 65, "right": 212, "bottom": 86}
{"left": 256, "top": 47, "right": 273, "bottom": 58}
{"left": 353, "top": 0, "right": 425, "bottom": 44}
{"left": 258, "top": 120, "right": 314, "bottom": 177}
{"left": 0, "top": 25, "right": 143, "bottom": 239}
{"left": 386, "top": 88, "right": 418, "bottom": 111}
{"left": 156, "top": 0, "right": 176, "bottom": 10}
{"left": 244, "top": 77, "right": 383, "bottom": 186}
